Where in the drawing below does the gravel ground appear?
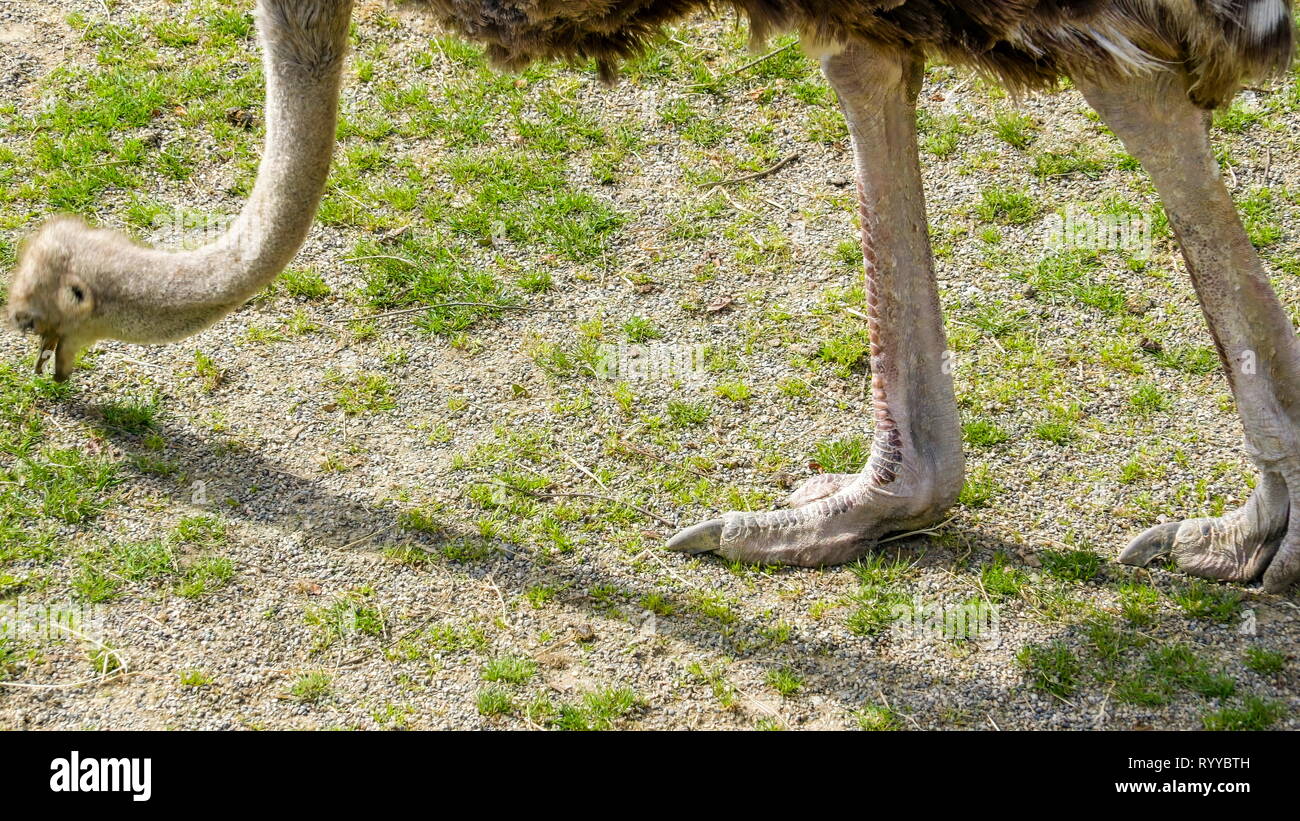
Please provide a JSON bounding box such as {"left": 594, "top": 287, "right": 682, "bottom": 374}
{"left": 0, "top": 0, "right": 1297, "bottom": 730}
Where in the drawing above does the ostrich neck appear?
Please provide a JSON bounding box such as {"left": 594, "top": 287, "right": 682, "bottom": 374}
{"left": 111, "top": 1, "right": 353, "bottom": 338}
{"left": 203, "top": 12, "right": 347, "bottom": 300}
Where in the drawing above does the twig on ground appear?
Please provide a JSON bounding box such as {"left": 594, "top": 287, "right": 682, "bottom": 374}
{"left": 616, "top": 438, "right": 715, "bottom": 480}
{"left": 879, "top": 688, "right": 923, "bottom": 730}
{"left": 336, "top": 525, "right": 393, "bottom": 551}
{"left": 343, "top": 254, "right": 420, "bottom": 267}
{"left": 668, "top": 36, "right": 718, "bottom": 53}
{"left": 631, "top": 547, "right": 693, "bottom": 588}
{"left": 0, "top": 622, "right": 133, "bottom": 691}
{"left": 536, "top": 491, "right": 675, "bottom": 527}
{"left": 1094, "top": 682, "right": 1115, "bottom": 729}
{"left": 560, "top": 448, "right": 608, "bottom": 492}
{"left": 488, "top": 481, "right": 676, "bottom": 528}
{"left": 331, "top": 185, "right": 370, "bottom": 210}
{"left": 0, "top": 671, "right": 136, "bottom": 690}
{"left": 337, "top": 608, "right": 451, "bottom": 668}
{"left": 723, "top": 42, "right": 794, "bottom": 77}
{"left": 715, "top": 186, "right": 756, "bottom": 214}
{"left": 876, "top": 514, "right": 958, "bottom": 545}
{"left": 111, "top": 355, "right": 163, "bottom": 371}
{"left": 702, "top": 152, "right": 801, "bottom": 190}
{"left": 485, "top": 574, "right": 510, "bottom": 626}
{"left": 360, "top": 302, "right": 562, "bottom": 321}
{"left": 948, "top": 317, "right": 1006, "bottom": 354}
{"left": 735, "top": 684, "right": 789, "bottom": 729}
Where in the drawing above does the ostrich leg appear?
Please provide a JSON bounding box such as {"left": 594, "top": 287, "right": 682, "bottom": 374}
{"left": 667, "top": 42, "right": 964, "bottom": 565}
{"left": 1077, "top": 74, "right": 1300, "bottom": 593}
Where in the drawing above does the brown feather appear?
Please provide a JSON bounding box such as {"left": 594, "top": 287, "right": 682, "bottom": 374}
{"left": 406, "top": 0, "right": 1295, "bottom": 107}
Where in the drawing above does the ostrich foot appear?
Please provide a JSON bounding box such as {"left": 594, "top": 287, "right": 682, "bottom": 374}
{"left": 667, "top": 475, "right": 953, "bottom": 566}
{"left": 1119, "top": 474, "right": 1300, "bottom": 593}
{"left": 670, "top": 43, "right": 966, "bottom": 568}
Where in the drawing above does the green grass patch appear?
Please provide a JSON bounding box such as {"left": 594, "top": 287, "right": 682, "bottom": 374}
{"left": 1017, "top": 641, "right": 1081, "bottom": 698}
{"left": 810, "top": 437, "right": 868, "bottom": 473}
{"left": 329, "top": 371, "right": 396, "bottom": 416}
{"left": 290, "top": 672, "right": 332, "bottom": 703}
{"left": 1243, "top": 647, "right": 1286, "bottom": 676}
{"left": 975, "top": 186, "right": 1039, "bottom": 224}
{"left": 1040, "top": 549, "right": 1102, "bottom": 583}
{"left": 1170, "top": 580, "right": 1242, "bottom": 623}
{"left": 481, "top": 655, "right": 537, "bottom": 685}
{"left": 1201, "top": 697, "right": 1286, "bottom": 731}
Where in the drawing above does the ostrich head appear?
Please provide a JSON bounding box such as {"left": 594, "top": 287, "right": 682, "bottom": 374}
{"left": 7, "top": 217, "right": 102, "bottom": 382}
{"left": 3, "top": 0, "right": 356, "bottom": 384}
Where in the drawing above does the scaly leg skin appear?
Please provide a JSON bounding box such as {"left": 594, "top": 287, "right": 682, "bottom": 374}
{"left": 666, "top": 43, "right": 964, "bottom": 566}
{"left": 781, "top": 473, "right": 857, "bottom": 508}
{"left": 1077, "top": 73, "right": 1300, "bottom": 593}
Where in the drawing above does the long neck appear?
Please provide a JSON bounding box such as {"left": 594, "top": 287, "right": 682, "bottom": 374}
{"left": 203, "top": 0, "right": 354, "bottom": 297}
{"left": 107, "top": 0, "right": 353, "bottom": 338}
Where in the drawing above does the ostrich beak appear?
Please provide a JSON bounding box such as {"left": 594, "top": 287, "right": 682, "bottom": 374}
{"left": 35, "top": 334, "right": 75, "bottom": 382}
{"left": 34, "top": 334, "right": 58, "bottom": 376}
